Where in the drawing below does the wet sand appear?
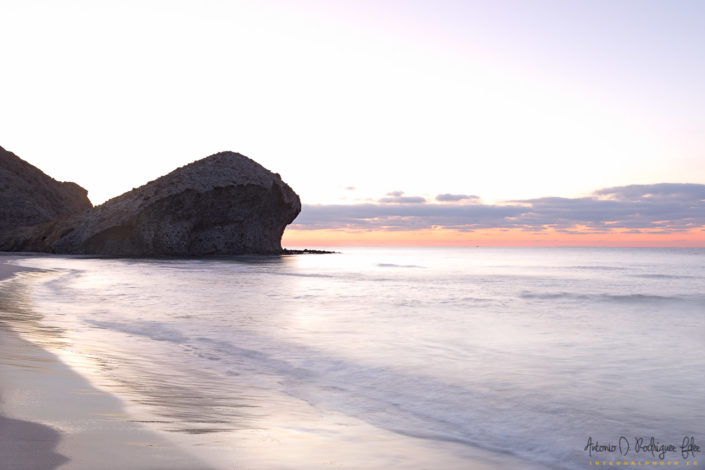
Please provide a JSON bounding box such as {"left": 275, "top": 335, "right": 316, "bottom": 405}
{"left": 0, "top": 255, "right": 534, "bottom": 470}
{"left": 0, "top": 257, "right": 211, "bottom": 470}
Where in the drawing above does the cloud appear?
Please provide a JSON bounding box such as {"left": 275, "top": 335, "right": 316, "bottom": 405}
{"left": 378, "top": 196, "right": 427, "bottom": 204}
{"left": 594, "top": 183, "right": 705, "bottom": 202}
{"left": 377, "top": 190, "right": 426, "bottom": 204}
{"left": 436, "top": 193, "right": 480, "bottom": 202}
{"left": 293, "top": 203, "right": 525, "bottom": 231}
{"left": 290, "top": 183, "right": 705, "bottom": 233}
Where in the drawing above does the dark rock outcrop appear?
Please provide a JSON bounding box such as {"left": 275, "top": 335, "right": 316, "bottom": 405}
{"left": 0, "top": 146, "right": 92, "bottom": 232}
{"left": 1, "top": 151, "right": 301, "bottom": 256}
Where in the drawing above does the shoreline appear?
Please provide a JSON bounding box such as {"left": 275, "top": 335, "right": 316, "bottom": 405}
{"left": 0, "top": 253, "right": 568, "bottom": 470}
{"left": 0, "top": 258, "right": 211, "bottom": 470}
{"left": 0, "top": 258, "right": 67, "bottom": 470}
{"left": 0, "top": 248, "right": 338, "bottom": 261}
{"left": 0, "top": 258, "right": 66, "bottom": 470}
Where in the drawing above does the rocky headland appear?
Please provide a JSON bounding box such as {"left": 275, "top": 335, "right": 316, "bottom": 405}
{"left": 0, "top": 145, "right": 92, "bottom": 231}
{"left": 0, "top": 148, "right": 302, "bottom": 256}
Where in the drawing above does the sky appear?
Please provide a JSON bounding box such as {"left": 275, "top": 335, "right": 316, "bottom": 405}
{"left": 1, "top": 0, "right": 704, "bottom": 246}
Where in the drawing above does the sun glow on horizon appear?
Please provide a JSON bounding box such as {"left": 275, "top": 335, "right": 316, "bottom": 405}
{"left": 282, "top": 227, "right": 705, "bottom": 248}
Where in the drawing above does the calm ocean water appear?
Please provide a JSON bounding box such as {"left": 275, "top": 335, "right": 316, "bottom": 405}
{"left": 3, "top": 248, "right": 704, "bottom": 469}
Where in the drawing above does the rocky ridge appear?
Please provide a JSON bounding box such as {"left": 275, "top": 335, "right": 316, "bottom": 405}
{"left": 0, "top": 145, "right": 92, "bottom": 232}
{"left": 1, "top": 150, "right": 301, "bottom": 256}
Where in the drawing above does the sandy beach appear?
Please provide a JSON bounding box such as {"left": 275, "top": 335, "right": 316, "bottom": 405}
{"left": 0, "top": 255, "right": 532, "bottom": 470}
{"left": 0, "top": 258, "right": 66, "bottom": 469}
{"left": 0, "top": 257, "right": 211, "bottom": 470}
{"left": 2, "top": 250, "right": 701, "bottom": 469}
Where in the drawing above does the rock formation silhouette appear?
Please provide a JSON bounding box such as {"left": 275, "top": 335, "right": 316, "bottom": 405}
{"left": 0, "top": 145, "right": 91, "bottom": 232}
{"left": 0, "top": 149, "right": 301, "bottom": 256}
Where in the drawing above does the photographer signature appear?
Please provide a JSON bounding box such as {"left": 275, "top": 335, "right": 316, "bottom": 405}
{"left": 584, "top": 436, "right": 700, "bottom": 460}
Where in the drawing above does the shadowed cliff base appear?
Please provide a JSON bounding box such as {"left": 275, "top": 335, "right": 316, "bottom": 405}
{"left": 281, "top": 248, "right": 338, "bottom": 254}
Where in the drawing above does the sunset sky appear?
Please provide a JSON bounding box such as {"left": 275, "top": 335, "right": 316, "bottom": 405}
{"left": 1, "top": 0, "right": 703, "bottom": 246}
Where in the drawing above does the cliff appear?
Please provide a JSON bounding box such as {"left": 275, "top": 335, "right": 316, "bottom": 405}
{"left": 0, "top": 146, "right": 92, "bottom": 232}
{"left": 1, "top": 151, "right": 301, "bottom": 256}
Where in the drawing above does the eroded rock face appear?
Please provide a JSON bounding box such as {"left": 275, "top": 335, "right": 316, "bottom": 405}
{"left": 0, "top": 146, "right": 92, "bottom": 231}
{"left": 1, "top": 152, "right": 301, "bottom": 256}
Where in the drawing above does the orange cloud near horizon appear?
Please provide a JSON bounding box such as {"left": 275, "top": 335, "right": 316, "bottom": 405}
{"left": 282, "top": 227, "right": 705, "bottom": 248}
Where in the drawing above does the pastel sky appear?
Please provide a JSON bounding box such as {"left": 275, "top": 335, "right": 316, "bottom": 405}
{"left": 1, "top": 1, "right": 703, "bottom": 246}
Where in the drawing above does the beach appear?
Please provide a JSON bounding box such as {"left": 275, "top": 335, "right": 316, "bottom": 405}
{"left": 0, "top": 253, "right": 520, "bottom": 470}
{"left": 0, "top": 258, "right": 66, "bottom": 470}
{"left": 0, "top": 249, "right": 702, "bottom": 469}
{"left": 0, "top": 257, "right": 210, "bottom": 470}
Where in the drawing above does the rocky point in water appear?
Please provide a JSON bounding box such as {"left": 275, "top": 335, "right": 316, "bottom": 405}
{"left": 0, "top": 145, "right": 92, "bottom": 232}
{"left": 0, "top": 150, "right": 301, "bottom": 256}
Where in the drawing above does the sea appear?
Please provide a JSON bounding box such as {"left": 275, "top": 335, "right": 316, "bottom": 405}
{"left": 1, "top": 247, "right": 704, "bottom": 469}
